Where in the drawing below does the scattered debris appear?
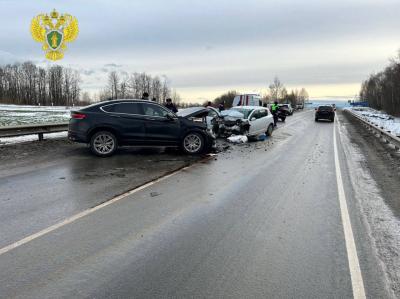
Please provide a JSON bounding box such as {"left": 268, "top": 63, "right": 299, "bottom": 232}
{"left": 150, "top": 192, "right": 162, "bottom": 197}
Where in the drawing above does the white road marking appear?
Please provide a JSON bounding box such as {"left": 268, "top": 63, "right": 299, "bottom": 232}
{"left": 334, "top": 118, "right": 367, "bottom": 299}
{"left": 0, "top": 158, "right": 211, "bottom": 256}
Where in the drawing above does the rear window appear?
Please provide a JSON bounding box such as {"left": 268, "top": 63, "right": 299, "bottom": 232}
{"left": 318, "top": 106, "right": 333, "bottom": 111}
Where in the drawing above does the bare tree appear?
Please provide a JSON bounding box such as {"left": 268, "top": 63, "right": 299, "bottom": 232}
{"left": 108, "top": 71, "right": 119, "bottom": 100}
{"left": 269, "top": 76, "right": 285, "bottom": 102}
{"left": 298, "top": 88, "right": 309, "bottom": 103}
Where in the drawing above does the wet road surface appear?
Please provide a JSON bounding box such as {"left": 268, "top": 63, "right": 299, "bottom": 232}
{"left": 0, "top": 110, "right": 396, "bottom": 298}
{"left": 0, "top": 142, "right": 199, "bottom": 248}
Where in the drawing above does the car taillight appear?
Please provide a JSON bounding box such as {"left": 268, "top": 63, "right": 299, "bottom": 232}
{"left": 71, "top": 112, "right": 86, "bottom": 119}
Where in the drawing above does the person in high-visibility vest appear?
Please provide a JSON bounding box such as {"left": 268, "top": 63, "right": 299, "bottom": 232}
{"left": 271, "top": 101, "right": 279, "bottom": 127}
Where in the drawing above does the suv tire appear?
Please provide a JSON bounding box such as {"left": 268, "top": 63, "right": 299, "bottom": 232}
{"left": 182, "top": 132, "right": 204, "bottom": 154}
{"left": 90, "top": 131, "right": 117, "bottom": 157}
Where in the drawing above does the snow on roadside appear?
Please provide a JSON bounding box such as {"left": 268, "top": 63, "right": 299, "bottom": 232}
{"left": 345, "top": 107, "right": 400, "bottom": 137}
{"left": 0, "top": 104, "right": 73, "bottom": 127}
{"left": 0, "top": 132, "right": 67, "bottom": 145}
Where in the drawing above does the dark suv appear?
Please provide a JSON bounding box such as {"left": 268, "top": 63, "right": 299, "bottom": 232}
{"left": 68, "top": 100, "right": 215, "bottom": 157}
{"left": 315, "top": 105, "right": 335, "bottom": 122}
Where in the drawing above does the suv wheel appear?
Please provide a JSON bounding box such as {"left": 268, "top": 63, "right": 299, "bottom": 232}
{"left": 90, "top": 131, "right": 117, "bottom": 157}
{"left": 182, "top": 132, "right": 204, "bottom": 154}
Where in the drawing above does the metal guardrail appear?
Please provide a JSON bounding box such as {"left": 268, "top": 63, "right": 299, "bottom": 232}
{"left": 0, "top": 122, "right": 69, "bottom": 141}
{"left": 344, "top": 109, "right": 400, "bottom": 151}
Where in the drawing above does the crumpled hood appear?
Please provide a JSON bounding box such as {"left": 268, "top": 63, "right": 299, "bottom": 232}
{"left": 177, "top": 107, "right": 210, "bottom": 118}
{"left": 220, "top": 110, "right": 245, "bottom": 119}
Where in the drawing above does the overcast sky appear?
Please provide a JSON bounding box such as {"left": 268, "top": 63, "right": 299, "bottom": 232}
{"left": 0, "top": 0, "right": 399, "bottom": 101}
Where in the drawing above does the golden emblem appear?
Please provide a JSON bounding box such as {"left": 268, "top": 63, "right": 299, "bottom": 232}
{"left": 30, "top": 9, "right": 79, "bottom": 61}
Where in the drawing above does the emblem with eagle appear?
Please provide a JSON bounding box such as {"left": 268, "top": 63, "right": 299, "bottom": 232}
{"left": 31, "top": 9, "right": 79, "bottom": 61}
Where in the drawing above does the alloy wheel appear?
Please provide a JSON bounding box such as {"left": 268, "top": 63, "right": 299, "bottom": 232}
{"left": 183, "top": 134, "right": 203, "bottom": 153}
{"left": 93, "top": 133, "right": 115, "bottom": 155}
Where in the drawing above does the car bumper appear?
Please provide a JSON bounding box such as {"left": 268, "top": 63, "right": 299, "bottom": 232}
{"left": 68, "top": 130, "right": 88, "bottom": 143}
{"left": 316, "top": 113, "right": 334, "bottom": 119}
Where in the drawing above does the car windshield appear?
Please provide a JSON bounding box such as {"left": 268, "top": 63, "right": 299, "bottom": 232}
{"left": 230, "top": 108, "right": 253, "bottom": 119}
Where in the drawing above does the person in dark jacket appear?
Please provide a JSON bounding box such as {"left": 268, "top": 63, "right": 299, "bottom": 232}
{"left": 142, "top": 92, "right": 150, "bottom": 100}
{"left": 164, "top": 98, "right": 178, "bottom": 113}
{"left": 218, "top": 101, "right": 225, "bottom": 112}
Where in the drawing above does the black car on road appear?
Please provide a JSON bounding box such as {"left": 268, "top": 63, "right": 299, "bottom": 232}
{"left": 68, "top": 100, "right": 215, "bottom": 157}
{"left": 315, "top": 105, "right": 335, "bottom": 122}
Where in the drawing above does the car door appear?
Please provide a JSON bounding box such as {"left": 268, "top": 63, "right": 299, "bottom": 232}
{"left": 248, "top": 109, "right": 264, "bottom": 135}
{"left": 142, "top": 102, "right": 181, "bottom": 145}
{"left": 258, "top": 108, "right": 272, "bottom": 129}
{"left": 100, "top": 102, "right": 146, "bottom": 144}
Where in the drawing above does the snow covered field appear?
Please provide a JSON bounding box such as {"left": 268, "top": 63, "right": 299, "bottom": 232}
{"left": 0, "top": 104, "right": 72, "bottom": 145}
{"left": 0, "top": 104, "right": 71, "bottom": 127}
{"left": 346, "top": 107, "right": 400, "bottom": 137}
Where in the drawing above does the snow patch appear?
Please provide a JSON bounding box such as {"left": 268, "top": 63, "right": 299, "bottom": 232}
{"left": 0, "top": 104, "right": 73, "bottom": 127}
{"left": 345, "top": 107, "right": 400, "bottom": 137}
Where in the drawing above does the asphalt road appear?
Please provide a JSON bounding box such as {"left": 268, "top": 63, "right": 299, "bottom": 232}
{"left": 0, "top": 110, "right": 397, "bottom": 298}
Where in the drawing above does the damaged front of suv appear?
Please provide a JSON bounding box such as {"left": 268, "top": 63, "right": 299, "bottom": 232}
{"left": 176, "top": 107, "right": 219, "bottom": 140}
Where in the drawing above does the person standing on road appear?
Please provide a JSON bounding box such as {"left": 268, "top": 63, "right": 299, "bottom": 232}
{"left": 164, "top": 98, "right": 178, "bottom": 113}
{"left": 271, "top": 101, "right": 279, "bottom": 127}
{"left": 142, "top": 92, "right": 150, "bottom": 100}
{"left": 205, "top": 101, "right": 213, "bottom": 108}
{"left": 218, "top": 101, "right": 225, "bottom": 112}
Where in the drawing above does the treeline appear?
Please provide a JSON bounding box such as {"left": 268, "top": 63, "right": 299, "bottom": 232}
{"left": 0, "top": 62, "right": 178, "bottom": 107}
{"left": 267, "top": 77, "right": 309, "bottom": 107}
{"left": 360, "top": 51, "right": 400, "bottom": 116}
{"left": 0, "top": 62, "right": 81, "bottom": 106}
{"left": 100, "top": 71, "right": 177, "bottom": 103}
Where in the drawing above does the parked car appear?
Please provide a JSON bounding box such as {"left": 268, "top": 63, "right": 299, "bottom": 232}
{"left": 68, "top": 100, "right": 216, "bottom": 157}
{"left": 217, "top": 106, "right": 274, "bottom": 137}
{"left": 278, "top": 104, "right": 293, "bottom": 115}
{"left": 315, "top": 105, "right": 335, "bottom": 122}
{"left": 296, "top": 102, "right": 304, "bottom": 110}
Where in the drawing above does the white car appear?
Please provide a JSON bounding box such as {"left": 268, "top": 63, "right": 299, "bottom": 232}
{"left": 220, "top": 106, "right": 274, "bottom": 137}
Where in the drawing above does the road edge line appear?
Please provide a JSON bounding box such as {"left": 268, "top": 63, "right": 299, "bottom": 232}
{"left": 334, "top": 117, "right": 366, "bottom": 299}
{"left": 0, "top": 155, "right": 213, "bottom": 256}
